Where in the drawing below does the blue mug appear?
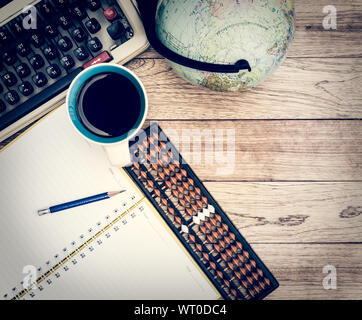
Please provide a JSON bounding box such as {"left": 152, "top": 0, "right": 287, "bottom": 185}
{"left": 66, "top": 63, "right": 148, "bottom": 167}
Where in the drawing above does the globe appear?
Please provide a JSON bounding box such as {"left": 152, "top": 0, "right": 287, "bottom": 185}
{"left": 155, "top": 0, "right": 295, "bottom": 91}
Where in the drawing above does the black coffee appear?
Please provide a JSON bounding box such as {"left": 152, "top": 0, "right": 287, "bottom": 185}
{"left": 76, "top": 72, "right": 142, "bottom": 137}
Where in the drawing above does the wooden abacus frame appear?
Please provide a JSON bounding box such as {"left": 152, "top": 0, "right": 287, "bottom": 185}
{"left": 125, "top": 124, "right": 279, "bottom": 300}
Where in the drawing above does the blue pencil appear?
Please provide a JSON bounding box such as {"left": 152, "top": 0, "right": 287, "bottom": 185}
{"left": 38, "top": 190, "right": 125, "bottom": 216}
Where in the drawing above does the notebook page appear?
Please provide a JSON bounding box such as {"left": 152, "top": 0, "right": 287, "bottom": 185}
{"left": 29, "top": 198, "right": 219, "bottom": 300}
{"left": 0, "top": 107, "right": 219, "bottom": 300}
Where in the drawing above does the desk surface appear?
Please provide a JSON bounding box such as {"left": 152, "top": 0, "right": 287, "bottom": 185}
{"left": 126, "top": 0, "right": 362, "bottom": 300}
{"left": 2, "top": 0, "right": 361, "bottom": 300}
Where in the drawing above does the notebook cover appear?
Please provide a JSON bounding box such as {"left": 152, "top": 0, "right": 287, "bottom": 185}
{"left": 125, "top": 123, "right": 279, "bottom": 300}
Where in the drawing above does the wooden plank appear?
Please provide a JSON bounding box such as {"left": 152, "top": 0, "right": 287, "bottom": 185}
{"left": 148, "top": 120, "right": 362, "bottom": 181}
{"left": 135, "top": 0, "right": 362, "bottom": 34}
{"left": 127, "top": 58, "right": 362, "bottom": 120}
{"left": 138, "top": 30, "right": 362, "bottom": 59}
{"left": 253, "top": 243, "right": 362, "bottom": 299}
{"left": 294, "top": 0, "right": 362, "bottom": 30}
{"left": 292, "top": 0, "right": 362, "bottom": 58}
{"left": 204, "top": 182, "right": 362, "bottom": 243}
{"left": 137, "top": 0, "right": 362, "bottom": 59}
{"left": 287, "top": 30, "right": 362, "bottom": 58}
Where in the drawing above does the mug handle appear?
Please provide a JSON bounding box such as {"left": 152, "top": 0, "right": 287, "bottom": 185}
{"left": 104, "top": 142, "right": 131, "bottom": 167}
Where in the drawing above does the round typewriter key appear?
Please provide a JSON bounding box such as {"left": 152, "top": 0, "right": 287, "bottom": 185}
{"left": 87, "top": 0, "right": 101, "bottom": 11}
{"left": 2, "top": 72, "right": 18, "bottom": 87}
{"left": 32, "top": 73, "right": 48, "bottom": 88}
{"left": 59, "top": 14, "right": 73, "bottom": 30}
{"left": 104, "top": 7, "right": 118, "bottom": 21}
{"left": 9, "top": 20, "right": 24, "bottom": 37}
{"left": 88, "top": 37, "right": 103, "bottom": 52}
{"left": 29, "top": 54, "right": 45, "bottom": 70}
{"left": 74, "top": 46, "right": 89, "bottom": 61}
{"left": 43, "top": 44, "right": 59, "bottom": 60}
{"left": 71, "top": 5, "right": 87, "bottom": 20}
{"left": 0, "top": 27, "right": 12, "bottom": 46}
{"left": 2, "top": 50, "right": 17, "bottom": 66}
{"left": 107, "top": 20, "right": 125, "bottom": 40}
{"left": 38, "top": 2, "right": 55, "bottom": 19}
{"left": 16, "top": 42, "right": 31, "bottom": 57}
{"left": 4, "top": 90, "right": 19, "bottom": 105}
{"left": 85, "top": 18, "right": 101, "bottom": 34}
{"left": 60, "top": 55, "right": 75, "bottom": 70}
{"left": 44, "top": 24, "right": 58, "bottom": 38}
{"left": 72, "top": 28, "right": 87, "bottom": 42}
{"left": 58, "top": 37, "right": 73, "bottom": 52}
{"left": 46, "top": 64, "right": 62, "bottom": 79}
{"left": 30, "top": 33, "right": 44, "bottom": 48}
{"left": 16, "top": 63, "right": 31, "bottom": 79}
{"left": 19, "top": 81, "right": 34, "bottom": 96}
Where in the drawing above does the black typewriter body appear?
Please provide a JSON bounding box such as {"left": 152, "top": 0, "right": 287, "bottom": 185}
{"left": 0, "top": 0, "right": 148, "bottom": 138}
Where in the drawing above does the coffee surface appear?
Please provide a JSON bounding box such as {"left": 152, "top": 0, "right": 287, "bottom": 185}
{"left": 76, "top": 72, "right": 142, "bottom": 137}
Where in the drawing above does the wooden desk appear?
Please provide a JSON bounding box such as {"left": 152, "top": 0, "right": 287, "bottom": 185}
{"left": 126, "top": 0, "right": 362, "bottom": 299}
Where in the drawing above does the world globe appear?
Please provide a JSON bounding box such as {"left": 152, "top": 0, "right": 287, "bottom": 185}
{"left": 155, "top": 0, "right": 295, "bottom": 91}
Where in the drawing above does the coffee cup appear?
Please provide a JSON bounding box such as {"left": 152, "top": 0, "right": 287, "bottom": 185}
{"left": 66, "top": 63, "right": 148, "bottom": 167}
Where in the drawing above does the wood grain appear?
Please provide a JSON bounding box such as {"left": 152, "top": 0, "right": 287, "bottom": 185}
{"left": 139, "top": 0, "right": 362, "bottom": 295}
{"left": 114, "top": 0, "right": 362, "bottom": 299}
{"left": 127, "top": 57, "right": 362, "bottom": 120}
{"left": 294, "top": 0, "right": 362, "bottom": 31}
{"left": 57, "top": 0, "right": 362, "bottom": 298}
{"left": 204, "top": 182, "right": 362, "bottom": 243}
{"left": 151, "top": 120, "right": 362, "bottom": 181}
{"left": 130, "top": 0, "right": 362, "bottom": 123}
{"left": 138, "top": 0, "right": 362, "bottom": 59}
{"left": 139, "top": 30, "right": 362, "bottom": 59}
{"left": 2, "top": 0, "right": 358, "bottom": 300}
{"left": 252, "top": 244, "right": 362, "bottom": 300}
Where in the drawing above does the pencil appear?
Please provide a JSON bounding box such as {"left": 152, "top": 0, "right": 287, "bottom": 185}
{"left": 38, "top": 190, "right": 126, "bottom": 216}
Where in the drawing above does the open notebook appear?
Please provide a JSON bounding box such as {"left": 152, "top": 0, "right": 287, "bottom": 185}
{"left": 0, "top": 107, "right": 220, "bottom": 300}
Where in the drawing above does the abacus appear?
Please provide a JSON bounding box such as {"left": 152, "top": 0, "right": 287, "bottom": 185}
{"left": 125, "top": 124, "right": 278, "bottom": 300}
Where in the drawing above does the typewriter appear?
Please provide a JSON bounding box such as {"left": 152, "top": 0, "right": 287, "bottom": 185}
{"left": 0, "top": 0, "right": 148, "bottom": 141}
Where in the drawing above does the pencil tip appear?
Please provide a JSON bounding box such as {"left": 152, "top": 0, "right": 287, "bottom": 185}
{"left": 108, "top": 190, "right": 126, "bottom": 197}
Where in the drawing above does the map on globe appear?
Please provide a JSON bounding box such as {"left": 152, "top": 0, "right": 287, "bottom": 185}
{"left": 155, "top": 0, "right": 295, "bottom": 91}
